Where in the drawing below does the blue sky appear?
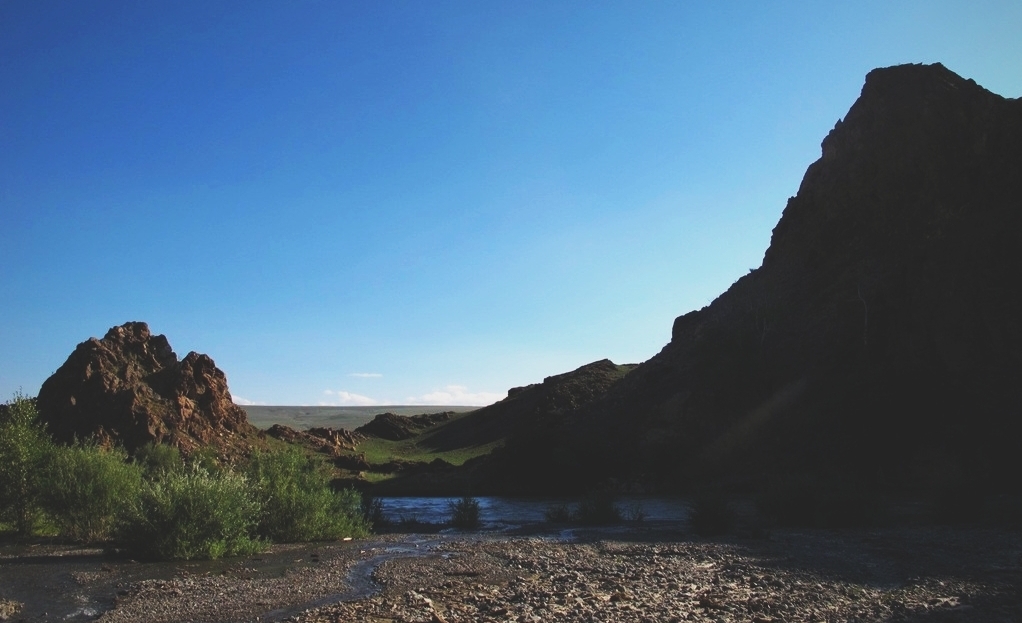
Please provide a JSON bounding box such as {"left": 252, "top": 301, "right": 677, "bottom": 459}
{"left": 2, "top": 2, "right": 1020, "bottom": 406}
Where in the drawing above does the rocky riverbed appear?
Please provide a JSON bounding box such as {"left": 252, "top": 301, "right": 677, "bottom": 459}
{"left": 0, "top": 526, "right": 1019, "bottom": 622}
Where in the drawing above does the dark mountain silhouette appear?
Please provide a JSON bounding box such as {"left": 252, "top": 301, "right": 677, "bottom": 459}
{"left": 484, "top": 63, "right": 1022, "bottom": 496}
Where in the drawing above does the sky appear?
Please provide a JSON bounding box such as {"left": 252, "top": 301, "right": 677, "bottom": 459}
{"left": 2, "top": 2, "right": 1020, "bottom": 407}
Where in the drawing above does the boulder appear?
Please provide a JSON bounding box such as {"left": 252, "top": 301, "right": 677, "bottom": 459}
{"left": 36, "top": 322, "right": 259, "bottom": 458}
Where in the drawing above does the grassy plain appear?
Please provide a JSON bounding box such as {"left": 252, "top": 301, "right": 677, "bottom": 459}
{"left": 241, "top": 405, "right": 476, "bottom": 431}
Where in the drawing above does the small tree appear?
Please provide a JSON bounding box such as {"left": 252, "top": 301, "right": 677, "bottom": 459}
{"left": 0, "top": 394, "right": 54, "bottom": 535}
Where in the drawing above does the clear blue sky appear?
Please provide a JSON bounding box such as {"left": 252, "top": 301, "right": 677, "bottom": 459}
{"left": 2, "top": 2, "right": 1020, "bottom": 406}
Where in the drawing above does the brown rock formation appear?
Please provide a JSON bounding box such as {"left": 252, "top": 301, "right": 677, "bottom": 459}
{"left": 265, "top": 423, "right": 363, "bottom": 457}
{"left": 36, "top": 322, "right": 260, "bottom": 458}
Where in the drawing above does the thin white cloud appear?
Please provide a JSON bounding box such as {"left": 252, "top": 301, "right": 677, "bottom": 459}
{"left": 405, "top": 385, "right": 504, "bottom": 407}
{"left": 321, "top": 389, "right": 379, "bottom": 406}
{"left": 232, "top": 396, "right": 261, "bottom": 406}
{"left": 348, "top": 372, "right": 383, "bottom": 378}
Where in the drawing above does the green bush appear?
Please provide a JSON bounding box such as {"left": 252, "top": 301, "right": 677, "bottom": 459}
{"left": 575, "top": 490, "right": 621, "bottom": 525}
{"left": 246, "top": 448, "right": 368, "bottom": 542}
{"left": 117, "top": 466, "right": 262, "bottom": 560}
{"left": 448, "top": 496, "right": 481, "bottom": 529}
{"left": 42, "top": 443, "right": 143, "bottom": 542}
{"left": 133, "top": 442, "right": 185, "bottom": 477}
{"left": 0, "top": 394, "right": 54, "bottom": 536}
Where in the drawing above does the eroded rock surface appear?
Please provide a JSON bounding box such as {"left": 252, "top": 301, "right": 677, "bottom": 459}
{"left": 36, "top": 322, "right": 259, "bottom": 458}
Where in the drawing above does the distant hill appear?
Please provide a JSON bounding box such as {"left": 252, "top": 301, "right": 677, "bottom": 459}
{"left": 485, "top": 63, "right": 1022, "bottom": 497}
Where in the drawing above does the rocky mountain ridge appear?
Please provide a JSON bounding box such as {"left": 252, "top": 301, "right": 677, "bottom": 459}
{"left": 486, "top": 62, "right": 1022, "bottom": 495}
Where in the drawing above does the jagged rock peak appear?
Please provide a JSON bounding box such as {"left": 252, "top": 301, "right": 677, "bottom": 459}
{"left": 36, "top": 322, "right": 258, "bottom": 458}
{"left": 764, "top": 62, "right": 1017, "bottom": 269}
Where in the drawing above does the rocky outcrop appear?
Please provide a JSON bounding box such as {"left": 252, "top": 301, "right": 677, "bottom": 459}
{"left": 36, "top": 322, "right": 260, "bottom": 458}
{"left": 356, "top": 411, "right": 457, "bottom": 441}
{"left": 488, "top": 63, "right": 1022, "bottom": 494}
{"left": 265, "top": 424, "right": 363, "bottom": 457}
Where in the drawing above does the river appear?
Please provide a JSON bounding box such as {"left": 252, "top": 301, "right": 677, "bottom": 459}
{"left": 376, "top": 495, "right": 691, "bottom": 530}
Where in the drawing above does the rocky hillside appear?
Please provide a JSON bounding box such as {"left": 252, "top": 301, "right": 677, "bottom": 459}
{"left": 426, "top": 359, "right": 635, "bottom": 455}
{"left": 36, "top": 322, "right": 261, "bottom": 458}
{"left": 488, "top": 63, "right": 1022, "bottom": 495}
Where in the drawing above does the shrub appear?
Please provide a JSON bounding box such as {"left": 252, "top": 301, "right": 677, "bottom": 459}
{"left": 544, "top": 503, "right": 572, "bottom": 523}
{"left": 188, "top": 446, "right": 225, "bottom": 474}
{"left": 0, "top": 394, "right": 54, "bottom": 536}
{"left": 448, "top": 496, "right": 481, "bottom": 529}
{"left": 576, "top": 490, "right": 621, "bottom": 525}
{"left": 689, "top": 489, "right": 733, "bottom": 536}
{"left": 246, "top": 448, "right": 368, "bottom": 542}
{"left": 361, "top": 493, "right": 387, "bottom": 530}
{"left": 42, "top": 443, "right": 143, "bottom": 542}
{"left": 133, "top": 442, "right": 184, "bottom": 477}
{"left": 117, "top": 466, "right": 262, "bottom": 560}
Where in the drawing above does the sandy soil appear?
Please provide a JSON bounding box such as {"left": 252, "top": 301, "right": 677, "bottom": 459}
{"left": 0, "top": 526, "right": 1019, "bottom": 622}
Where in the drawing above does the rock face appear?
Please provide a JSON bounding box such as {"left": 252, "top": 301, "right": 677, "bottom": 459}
{"left": 36, "top": 322, "right": 259, "bottom": 457}
{"left": 489, "top": 63, "right": 1022, "bottom": 494}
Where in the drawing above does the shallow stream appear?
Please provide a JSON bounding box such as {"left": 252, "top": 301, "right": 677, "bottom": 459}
{"left": 377, "top": 495, "right": 691, "bottom": 529}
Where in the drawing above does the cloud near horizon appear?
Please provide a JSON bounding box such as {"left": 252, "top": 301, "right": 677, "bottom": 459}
{"left": 406, "top": 385, "right": 505, "bottom": 407}
{"left": 320, "top": 389, "right": 379, "bottom": 406}
{"left": 348, "top": 372, "right": 383, "bottom": 378}
{"left": 232, "top": 396, "right": 261, "bottom": 406}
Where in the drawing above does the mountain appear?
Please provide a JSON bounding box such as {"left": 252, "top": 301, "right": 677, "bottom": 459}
{"left": 36, "top": 322, "right": 261, "bottom": 458}
{"left": 485, "top": 63, "right": 1022, "bottom": 497}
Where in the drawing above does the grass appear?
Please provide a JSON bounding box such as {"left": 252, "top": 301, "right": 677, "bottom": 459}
{"left": 357, "top": 437, "right": 503, "bottom": 468}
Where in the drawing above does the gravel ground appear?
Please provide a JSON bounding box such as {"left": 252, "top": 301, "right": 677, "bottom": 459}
{"left": 1, "top": 526, "right": 1019, "bottom": 622}
{"left": 296, "top": 526, "right": 1021, "bottom": 623}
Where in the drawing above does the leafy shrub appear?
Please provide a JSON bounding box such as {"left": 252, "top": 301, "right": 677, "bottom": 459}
{"left": 246, "top": 448, "right": 368, "bottom": 542}
{"left": 361, "top": 493, "right": 387, "bottom": 530}
{"left": 575, "top": 490, "right": 621, "bottom": 525}
{"left": 0, "top": 394, "right": 54, "bottom": 536}
{"left": 42, "top": 443, "right": 143, "bottom": 542}
{"left": 544, "top": 503, "right": 572, "bottom": 523}
{"left": 133, "top": 442, "right": 184, "bottom": 477}
{"left": 689, "top": 489, "right": 733, "bottom": 536}
{"left": 188, "top": 446, "right": 225, "bottom": 474}
{"left": 117, "top": 466, "right": 262, "bottom": 560}
{"left": 448, "top": 496, "right": 481, "bottom": 529}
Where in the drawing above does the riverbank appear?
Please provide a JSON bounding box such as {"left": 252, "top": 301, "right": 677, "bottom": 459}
{"left": 0, "top": 525, "right": 1019, "bottom": 622}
